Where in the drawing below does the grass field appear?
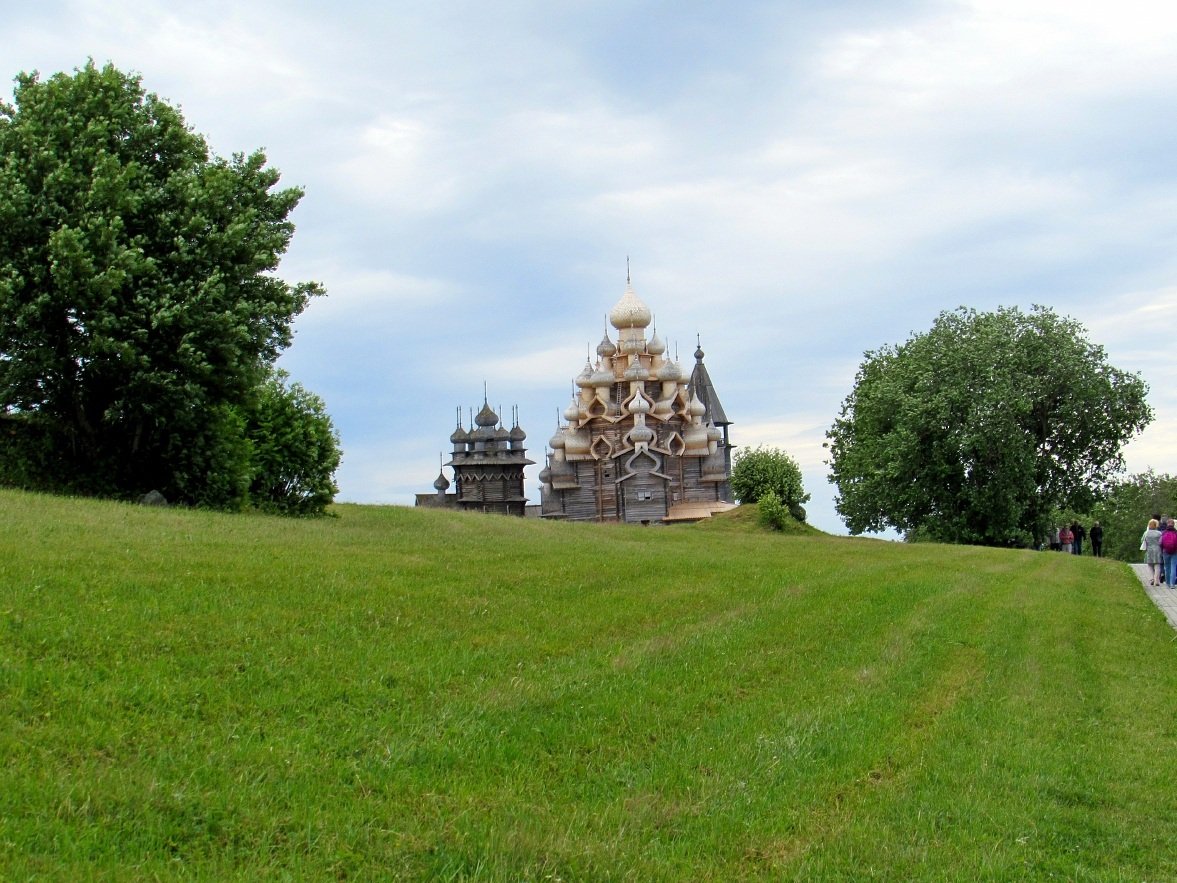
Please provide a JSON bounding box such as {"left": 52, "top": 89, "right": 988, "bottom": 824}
{"left": 2, "top": 489, "right": 1176, "bottom": 880}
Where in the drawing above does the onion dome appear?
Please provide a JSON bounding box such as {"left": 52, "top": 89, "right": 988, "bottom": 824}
{"left": 549, "top": 429, "right": 566, "bottom": 450}
{"left": 624, "top": 356, "right": 649, "bottom": 381}
{"left": 658, "top": 359, "right": 683, "bottom": 382}
{"left": 564, "top": 429, "right": 591, "bottom": 455}
{"left": 433, "top": 470, "right": 450, "bottom": 491}
{"left": 564, "top": 396, "right": 581, "bottom": 422}
{"left": 493, "top": 422, "right": 510, "bottom": 443}
{"left": 596, "top": 333, "right": 617, "bottom": 358}
{"left": 538, "top": 464, "right": 552, "bottom": 484}
{"left": 695, "top": 343, "right": 705, "bottom": 361}
{"left": 575, "top": 359, "right": 594, "bottom": 389}
{"left": 689, "top": 392, "right": 707, "bottom": 418}
{"left": 627, "top": 392, "right": 652, "bottom": 414}
{"left": 707, "top": 423, "right": 723, "bottom": 443}
{"left": 510, "top": 423, "right": 527, "bottom": 442}
{"left": 647, "top": 331, "right": 666, "bottom": 355}
{"left": 474, "top": 401, "right": 499, "bottom": 427}
{"left": 609, "top": 281, "right": 652, "bottom": 330}
{"left": 627, "top": 423, "right": 655, "bottom": 445}
{"left": 449, "top": 423, "right": 470, "bottom": 444}
{"left": 591, "top": 363, "right": 615, "bottom": 386}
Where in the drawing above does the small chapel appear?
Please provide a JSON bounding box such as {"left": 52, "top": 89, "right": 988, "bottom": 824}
{"left": 538, "top": 275, "right": 735, "bottom": 524}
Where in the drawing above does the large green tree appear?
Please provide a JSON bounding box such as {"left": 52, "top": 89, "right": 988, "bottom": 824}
{"left": 826, "top": 306, "right": 1152, "bottom": 546}
{"left": 0, "top": 61, "right": 333, "bottom": 509}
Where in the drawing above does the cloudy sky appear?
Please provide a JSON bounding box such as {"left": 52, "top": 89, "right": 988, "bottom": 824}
{"left": 7, "top": 0, "right": 1177, "bottom": 534}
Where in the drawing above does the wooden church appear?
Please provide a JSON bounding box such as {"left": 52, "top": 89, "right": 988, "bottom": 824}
{"left": 538, "top": 275, "right": 734, "bottom": 524}
{"left": 418, "top": 400, "right": 534, "bottom": 516}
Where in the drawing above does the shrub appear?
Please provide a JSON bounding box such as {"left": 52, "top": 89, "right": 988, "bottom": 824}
{"left": 732, "top": 446, "right": 810, "bottom": 519}
{"left": 757, "top": 489, "right": 789, "bottom": 531}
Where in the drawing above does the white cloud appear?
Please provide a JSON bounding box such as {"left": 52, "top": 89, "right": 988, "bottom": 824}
{"left": 729, "top": 418, "right": 831, "bottom": 471}
{"left": 816, "top": 0, "right": 1177, "bottom": 123}
{"left": 451, "top": 345, "right": 593, "bottom": 392}
{"left": 330, "top": 114, "right": 464, "bottom": 212}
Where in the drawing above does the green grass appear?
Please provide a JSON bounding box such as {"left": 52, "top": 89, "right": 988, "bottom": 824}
{"left": 1, "top": 489, "right": 1175, "bottom": 880}
{"left": 694, "top": 503, "right": 823, "bottom": 536}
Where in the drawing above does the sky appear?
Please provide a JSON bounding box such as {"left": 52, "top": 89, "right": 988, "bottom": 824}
{"left": 6, "top": 0, "right": 1177, "bottom": 534}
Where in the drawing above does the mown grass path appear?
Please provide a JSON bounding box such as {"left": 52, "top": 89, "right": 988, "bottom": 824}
{"left": 2, "top": 490, "right": 1176, "bottom": 880}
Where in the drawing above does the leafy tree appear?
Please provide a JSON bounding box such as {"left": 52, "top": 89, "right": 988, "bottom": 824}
{"left": 826, "top": 306, "right": 1152, "bottom": 546}
{"left": 0, "top": 61, "right": 332, "bottom": 508}
{"left": 731, "top": 446, "right": 810, "bottom": 520}
{"left": 1090, "top": 471, "right": 1177, "bottom": 561}
{"left": 246, "top": 370, "right": 341, "bottom": 516}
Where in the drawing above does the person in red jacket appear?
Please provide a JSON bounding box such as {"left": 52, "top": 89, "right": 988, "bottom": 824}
{"left": 1058, "top": 524, "right": 1073, "bottom": 553}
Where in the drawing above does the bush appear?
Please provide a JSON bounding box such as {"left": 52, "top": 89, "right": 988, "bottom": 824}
{"left": 757, "top": 489, "right": 789, "bottom": 531}
{"left": 245, "top": 370, "right": 342, "bottom": 516}
{"left": 732, "top": 446, "right": 810, "bottom": 519}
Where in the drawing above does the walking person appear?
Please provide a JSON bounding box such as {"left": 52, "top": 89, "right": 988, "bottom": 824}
{"left": 1162, "top": 520, "right": 1177, "bottom": 588}
{"left": 1160, "top": 517, "right": 1171, "bottom": 584}
{"left": 1059, "top": 523, "right": 1073, "bottom": 554}
{"left": 1142, "top": 519, "right": 1163, "bottom": 585}
{"left": 1090, "top": 521, "right": 1104, "bottom": 557}
{"left": 1050, "top": 525, "right": 1061, "bottom": 552}
{"left": 1071, "top": 520, "right": 1086, "bottom": 556}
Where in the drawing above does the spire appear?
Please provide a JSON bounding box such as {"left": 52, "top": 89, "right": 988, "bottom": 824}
{"left": 688, "top": 336, "right": 730, "bottom": 426}
{"left": 626, "top": 255, "right": 631, "bottom": 284}
{"left": 510, "top": 405, "right": 527, "bottom": 442}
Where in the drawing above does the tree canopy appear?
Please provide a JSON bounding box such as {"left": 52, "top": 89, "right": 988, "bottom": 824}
{"left": 1089, "top": 471, "right": 1177, "bottom": 562}
{"left": 0, "top": 61, "right": 338, "bottom": 512}
{"left": 826, "top": 306, "right": 1152, "bottom": 546}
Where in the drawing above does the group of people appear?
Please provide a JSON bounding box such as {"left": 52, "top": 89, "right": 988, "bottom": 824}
{"left": 1140, "top": 515, "right": 1177, "bottom": 587}
{"left": 1048, "top": 520, "right": 1104, "bottom": 556}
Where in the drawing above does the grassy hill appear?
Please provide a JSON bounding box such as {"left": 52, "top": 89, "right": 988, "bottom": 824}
{"left": 2, "top": 489, "right": 1176, "bottom": 880}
